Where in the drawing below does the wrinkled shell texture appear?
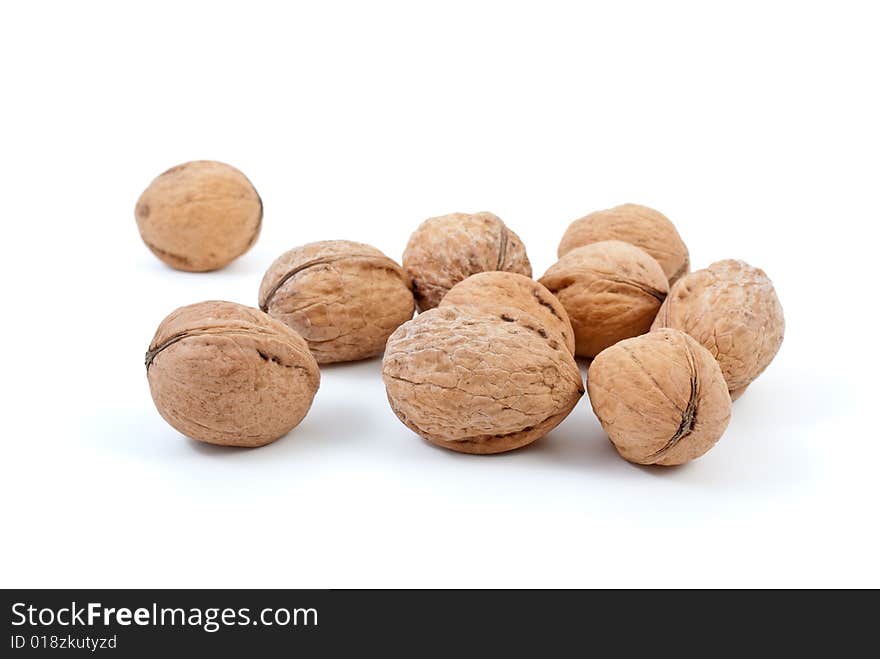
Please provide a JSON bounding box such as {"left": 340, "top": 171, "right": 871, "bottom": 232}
{"left": 259, "top": 240, "right": 414, "bottom": 364}
{"left": 558, "top": 204, "right": 690, "bottom": 284}
{"left": 146, "top": 301, "right": 320, "bottom": 447}
{"left": 382, "top": 306, "right": 583, "bottom": 454}
{"left": 135, "top": 160, "right": 262, "bottom": 272}
{"left": 539, "top": 240, "right": 669, "bottom": 359}
{"left": 588, "top": 329, "right": 732, "bottom": 466}
{"left": 439, "top": 271, "right": 576, "bottom": 355}
{"left": 402, "top": 212, "right": 532, "bottom": 311}
{"left": 651, "top": 259, "right": 784, "bottom": 396}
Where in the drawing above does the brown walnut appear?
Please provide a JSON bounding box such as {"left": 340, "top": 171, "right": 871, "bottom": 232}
{"left": 135, "top": 160, "right": 262, "bottom": 272}
{"left": 402, "top": 212, "right": 531, "bottom": 311}
{"left": 558, "top": 204, "right": 690, "bottom": 284}
{"left": 539, "top": 240, "right": 668, "bottom": 359}
{"left": 651, "top": 259, "right": 784, "bottom": 399}
{"left": 439, "top": 271, "right": 575, "bottom": 355}
{"left": 382, "top": 306, "right": 584, "bottom": 454}
{"left": 587, "top": 329, "right": 732, "bottom": 466}
{"left": 259, "top": 240, "right": 414, "bottom": 364}
{"left": 146, "top": 301, "right": 320, "bottom": 447}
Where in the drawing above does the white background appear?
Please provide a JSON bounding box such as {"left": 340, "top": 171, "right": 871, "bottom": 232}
{"left": 1, "top": 1, "right": 876, "bottom": 588}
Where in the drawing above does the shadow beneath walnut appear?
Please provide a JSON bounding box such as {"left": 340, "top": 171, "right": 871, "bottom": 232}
{"left": 405, "top": 388, "right": 619, "bottom": 472}
{"left": 525, "top": 414, "right": 621, "bottom": 472}
{"left": 184, "top": 362, "right": 385, "bottom": 457}
{"left": 138, "top": 248, "right": 267, "bottom": 278}
{"left": 316, "top": 355, "right": 384, "bottom": 375}
{"left": 511, "top": 358, "right": 621, "bottom": 472}
{"left": 186, "top": 437, "right": 257, "bottom": 455}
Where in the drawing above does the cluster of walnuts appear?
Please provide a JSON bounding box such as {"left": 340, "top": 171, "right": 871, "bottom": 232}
{"left": 139, "top": 160, "right": 784, "bottom": 466}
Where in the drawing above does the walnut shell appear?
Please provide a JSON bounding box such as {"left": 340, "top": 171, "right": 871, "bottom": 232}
{"left": 402, "top": 212, "right": 532, "bottom": 311}
{"left": 135, "top": 160, "right": 262, "bottom": 272}
{"left": 651, "top": 259, "right": 784, "bottom": 397}
{"left": 558, "top": 204, "right": 690, "bottom": 284}
{"left": 587, "top": 329, "right": 732, "bottom": 466}
{"left": 146, "top": 301, "right": 320, "bottom": 447}
{"left": 539, "top": 240, "right": 669, "bottom": 359}
{"left": 439, "top": 271, "right": 575, "bottom": 355}
{"left": 382, "top": 305, "right": 584, "bottom": 454}
{"left": 259, "top": 240, "right": 414, "bottom": 364}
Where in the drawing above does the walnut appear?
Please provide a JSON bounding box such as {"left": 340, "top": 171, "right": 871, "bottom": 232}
{"left": 402, "top": 212, "right": 531, "bottom": 311}
{"left": 587, "top": 329, "right": 732, "bottom": 465}
{"left": 558, "top": 204, "right": 690, "bottom": 284}
{"left": 439, "top": 271, "right": 575, "bottom": 355}
{"left": 382, "top": 305, "right": 583, "bottom": 454}
{"left": 651, "top": 259, "right": 784, "bottom": 399}
{"left": 135, "top": 160, "right": 262, "bottom": 272}
{"left": 259, "top": 240, "right": 414, "bottom": 364}
{"left": 539, "top": 240, "right": 668, "bottom": 359}
{"left": 145, "top": 301, "right": 320, "bottom": 447}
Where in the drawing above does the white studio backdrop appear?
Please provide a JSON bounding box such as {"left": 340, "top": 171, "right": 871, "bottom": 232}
{"left": 0, "top": 1, "right": 876, "bottom": 587}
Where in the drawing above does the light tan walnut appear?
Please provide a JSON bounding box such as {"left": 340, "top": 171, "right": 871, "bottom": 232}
{"left": 402, "top": 212, "right": 531, "bottom": 311}
{"left": 382, "top": 306, "right": 583, "bottom": 454}
{"left": 587, "top": 329, "right": 732, "bottom": 466}
{"left": 259, "top": 240, "right": 414, "bottom": 364}
{"left": 439, "top": 271, "right": 575, "bottom": 355}
{"left": 539, "top": 240, "right": 668, "bottom": 359}
{"left": 558, "top": 204, "right": 689, "bottom": 284}
{"left": 135, "top": 160, "right": 262, "bottom": 272}
{"left": 145, "top": 301, "right": 320, "bottom": 447}
{"left": 651, "top": 259, "right": 784, "bottom": 398}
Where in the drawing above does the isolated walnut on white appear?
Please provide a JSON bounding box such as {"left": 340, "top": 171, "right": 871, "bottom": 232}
{"left": 135, "top": 160, "right": 262, "bottom": 272}
{"left": 145, "top": 301, "right": 320, "bottom": 447}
